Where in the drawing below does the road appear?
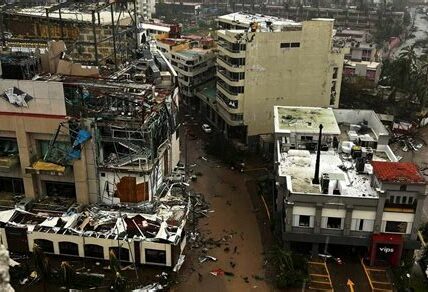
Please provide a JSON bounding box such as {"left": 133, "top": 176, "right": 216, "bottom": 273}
{"left": 394, "top": 8, "right": 428, "bottom": 57}
{"left": 172, "top": 122, "right": 272, "bottom": 291}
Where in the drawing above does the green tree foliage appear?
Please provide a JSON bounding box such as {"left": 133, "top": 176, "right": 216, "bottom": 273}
{"left": 380, "top": 45, "right": 428, "bottom": 106}
{"left": 268, "top": 245, "right": 308, "bottom": 288}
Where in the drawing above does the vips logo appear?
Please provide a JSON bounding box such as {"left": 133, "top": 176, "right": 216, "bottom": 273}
{"left": 379, "top": 247, "right": 394, "bottom": 253}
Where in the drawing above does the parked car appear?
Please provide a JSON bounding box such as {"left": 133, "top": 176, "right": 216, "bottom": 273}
{"left": 202, "top": 124, "right": 212, "bottom": 133}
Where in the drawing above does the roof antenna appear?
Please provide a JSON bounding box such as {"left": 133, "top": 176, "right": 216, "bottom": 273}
{"left": 312, "top": 124, "right": 323, "bottom": 185}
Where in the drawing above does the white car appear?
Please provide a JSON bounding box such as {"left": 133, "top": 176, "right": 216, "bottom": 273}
{"left": 202, "top": 124, "right": 212, "bottom": 133}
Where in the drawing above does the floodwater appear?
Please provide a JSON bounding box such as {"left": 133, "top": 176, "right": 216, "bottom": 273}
{"left": 172, "top": 122, "right": 273, "bottom": 291}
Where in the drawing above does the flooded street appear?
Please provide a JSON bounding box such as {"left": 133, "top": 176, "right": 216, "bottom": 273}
{"left": 172, "top": 122, "right": 273, "bottom": 291}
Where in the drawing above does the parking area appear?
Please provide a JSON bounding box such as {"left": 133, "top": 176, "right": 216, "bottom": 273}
{"left": 308, "top": 258, "right": 333, "bottom": 291}
{"left": 360, "top": 258, "right": 393, "bottom": 292}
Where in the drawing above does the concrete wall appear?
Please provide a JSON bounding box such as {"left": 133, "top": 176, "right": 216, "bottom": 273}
{"left": 333, "top": 109, "right": 390, "bottom": 145}
{"left": 0, "top": 79, "right": 91, "bottom": 204}
{"left": 27, "top": 230, "right": 175, "bottom": 266}
{"left": 242, "top": 20, "right": 345, "bottom": 136}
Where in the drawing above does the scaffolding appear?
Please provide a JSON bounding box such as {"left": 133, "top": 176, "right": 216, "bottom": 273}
{"left": 0, "top": 0, "right": 139, "bottom": 67}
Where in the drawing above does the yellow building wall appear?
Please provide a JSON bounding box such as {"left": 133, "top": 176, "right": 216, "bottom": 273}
{"left": 242, "top": 20, "right": 345, "bottom": 136}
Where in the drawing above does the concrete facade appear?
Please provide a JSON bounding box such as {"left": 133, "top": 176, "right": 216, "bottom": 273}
{"left": 213, "top": 13, "right": 346, "bottom": 143}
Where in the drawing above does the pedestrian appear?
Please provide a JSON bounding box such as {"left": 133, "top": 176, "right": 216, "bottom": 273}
{"left": 198, "top": 272, "right": 203, "bottom": 282}
{"left": 234, "top": 246, "right": 238, "bottom": 253}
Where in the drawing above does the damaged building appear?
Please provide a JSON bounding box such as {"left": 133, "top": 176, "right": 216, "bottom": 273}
{"left": 0, "top": 181, "right": 190, "bottom": 268}
{"left": 0, "top": 40, "right": 180, "bottom": 208}
{"left": 0, "top": 0, "right": 139, "bottom": 65}
{"left": 274, "top": 106, "right": 427, "bottom": 267}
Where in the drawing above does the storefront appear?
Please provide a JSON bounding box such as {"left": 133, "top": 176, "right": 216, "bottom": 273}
{"left": 368, "top": 233, "right": 404, "bottom": 267}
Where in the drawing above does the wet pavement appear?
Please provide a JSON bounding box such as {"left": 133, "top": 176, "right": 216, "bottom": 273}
{"left": 394, "top": 8, "right": 428, "bottom": 57}
{"left": 172, "top": 118, "right": 273, "bottom": 291}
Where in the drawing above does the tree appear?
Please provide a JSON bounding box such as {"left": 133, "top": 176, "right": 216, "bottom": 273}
{"left": 60, "top": 261, "right": 75, "bottom": 289}
{"left": 33, "top": 244, "right": 50, "bottom": 292}
{"left": 268, "top": 245, "right": 308, "bottom": 288}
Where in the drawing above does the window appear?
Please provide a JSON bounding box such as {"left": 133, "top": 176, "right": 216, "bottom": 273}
{"left": 401, "top": 196, "right": 407, "bottom": 204}
{"left": 109, "top": 247, "right": 130, "bottom": 262}
{"left": 300, "top": 136, "right": 313, "bottom": 141}
{"left": 291, "top": 42, "right": 300, "bottom": 48}
{"left": 327, "top": 217, "right": 342, "bottom": 229}
{"left": 389, "top": 196, "right": 395, "bottom": 203}
{"left": 34, "top": 239, "right": 54, "bottom": 253}
{"left": 230, "top": 113, "right": 243, "bottom": 121}
{"left": 299, "top": 215, "right": 310, "bottom": 227}
{"left": 385, "top": 221, "right": 407, "bottom": 233}
{"left": 59, "top": 242, "right": 79, "bottom": 256}
{"left": 351, "top": 219, "right": 374, "bottom": 232}
{"left": 145, "top": 249, "right": 166, "bottom": 264}
{"left": 408, "top": 197, "right": 414, "bottom": 205}
{"left": 280, "top": 43, "right": 290, "bottom": 48}
{"left": 395, "top": 196, "right": 401, "bottom": 204}
{"left": 84, "top": 244, "right": 104, "bottom": 259}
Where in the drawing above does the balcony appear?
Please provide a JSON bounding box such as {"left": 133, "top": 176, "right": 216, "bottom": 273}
{"left": 218, "top": 45, "right": 245, "bottom": 58}
{"left": 217, "top": 56, "right": 245, "bottom": 73}
{"left": 217, "top": 80, "right": 244, "bottom": 97}
{"left": 217, "top": 69, "right": 245, "bottom": 87}
{"left": 384, "top": 202, "right": 416, "bottom": 213}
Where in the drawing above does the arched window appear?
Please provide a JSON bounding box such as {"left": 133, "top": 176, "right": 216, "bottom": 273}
{"left": 59, "top": 241, "right": 79, "bottom": 256}
{"left": 109, "top": 247, "right": 130, "bottom": 262}
{"left": 34, "top": 239, "right": 54, "bottom": 253}
{"left": 84, "top": 244, "right": 104, "bottom": 259}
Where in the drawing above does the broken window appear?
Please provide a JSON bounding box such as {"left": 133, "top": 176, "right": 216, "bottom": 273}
{"left": 298, "top": 215, "right": 310, "bottom": 227}
{"left": 385, "top": 221, "right": 407, "bottom": 233}
{"left": 44, "top": 181, "right": 76, "bottom": 198}
{"left": 59, "top": 241, "right": 79, "bottom": 256}
{"left": 326, "top": 217, "right": 342, "bottom": 229}
{"left": 84, "top": 244, "right": 104, "bottom": 259}
{"left": 34, "top": 239, "right": 54, "bottom": 253}
{"left": 145, "top": 248, "right": 166, "bottom": 264}
{"left": 109, "top": 247, "right": 130, "bottom": 262}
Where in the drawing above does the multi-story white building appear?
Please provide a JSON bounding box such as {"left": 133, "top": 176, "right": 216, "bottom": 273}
{"left": 200, "top": 12, "right": 346, "bottom": 147}
{"left": 156, "top": 35, "right": 216, "bottom": 107}
{"left": 274, "top": 106, "right": 426, "bottom": 267}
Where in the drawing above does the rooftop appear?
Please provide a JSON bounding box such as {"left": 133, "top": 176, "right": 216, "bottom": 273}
{"left": 195, "top": 80, "right": 216, "bottom": 103}
{"left": 5, "top": 5, "right": 130, "bottom": 25}
{"left": 344, "top": 60, "right": 380, "bottom": 69}
{"left": 0, "top": 181, "right": 191, "bottom": 244}
{"left": 371, "top": 161, "right": 426, "bottom": 184}
{"left": 278, "top": 150, "right": 378, "bottom": 197}
{"left": 217, "top": 12, "right": 301, "bottom": 32}
{"left": 274, "top": 106, "right": 341, "bottom": 135}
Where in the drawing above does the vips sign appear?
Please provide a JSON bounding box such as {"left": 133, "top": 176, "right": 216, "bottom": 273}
{"left": 379, "top": 246, "right": 394, "bottom": 253}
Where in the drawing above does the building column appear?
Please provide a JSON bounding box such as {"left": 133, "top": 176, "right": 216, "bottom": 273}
{"left": 73, "top": 148, "right": 90, "bottom": 205}
{"left": 284, "top": 203, "right": 293, "bottom": 233}
{"left": 411, "top": 193, "right": 426, "bottom": 240}
{"left": 314, "top": 203, "right": 323, "bottom": 234}
{"left": 374, "top": 195, "right": 386, "bottom": 233}
{"left": 15, "top": 119, "right": 37, "bottom": 198}
{"left": 53, "top": 241, "right": 60, "bottom": 255}
{"left": 343, "top": 205, "right": 353, "bottom": 236}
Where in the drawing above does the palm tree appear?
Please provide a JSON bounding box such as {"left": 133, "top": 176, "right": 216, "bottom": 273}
{"left": 60, "top": 261, "right": 75, "bottom": 289}
{"left": 33, "top": 244, "right": 50, "bottom": 292}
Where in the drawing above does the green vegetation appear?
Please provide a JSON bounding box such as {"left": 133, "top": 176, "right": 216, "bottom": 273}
{"left": 268, "top": 245, "right": 308, "bottom": 288}
{"left": 380, "top": 45, "right": 428, "bottom": 107}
